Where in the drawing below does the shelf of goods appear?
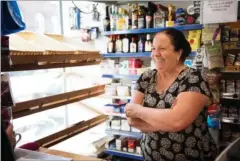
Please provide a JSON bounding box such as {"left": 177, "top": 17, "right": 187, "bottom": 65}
{"left": 2, "top": 33, "right": 102, "bottom": 72}
{"left": 106, "top": 129, "right": 142, "bottom": 139}
{"left": 220, "top": 97, "right": 240, "bottom": 106}
{"left": 103, "top": 24, "right": 203, "bottom": 35}
{"left": 221, "top": 117, "right": 240, "bottom": 125}
{"left": 102, "top": 51, "right": 197, "bottom": 58}
{"left": 221, "top": 71, "right": 240, "bottom": 80}
{"left": 104, "top": 149, "right": 144, "bottom": 161}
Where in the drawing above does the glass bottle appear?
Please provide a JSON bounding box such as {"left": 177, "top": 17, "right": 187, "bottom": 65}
{"left": 104, "top": 6, "right": 110, "bottom": 31}
{"left": 130, "top": 37, "right": 137, "bottom": 53}
{"left": 154, "top": 4, "right": 166, "bottom": 28}
{"left": 145, "top": 34, "right": 152, "bottom": 52}
{"left": 132, "top": 4, "right": 138, "bottom": 29}
{"left": 117, "top": 8, "right": 125, "bottom": 31}
{"left": 138, "top": 37, "right": 145, "bottom": 52}
{"left": 138, "top": 6, "right": 145, "bottom": 29}
{"left": 115, "top": 35, "right": 122, "bottom": 53}
{"left": 107, "top": 35, "right": 114, "bottom": 53}
{"left": 127, "top": 3, "right": 132, "bottom": 30}
{"left": 110, "top": 5, "right": 117, "bottom": 31}
{"left": 122, "top": 35, "right": 129, "bottom": 53}
{"left": 146, "top": 8, "right": 153, "bottom": 28}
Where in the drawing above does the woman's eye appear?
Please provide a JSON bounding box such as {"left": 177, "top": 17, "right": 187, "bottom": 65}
{"left": 152, "top": 48, "right": 156, "bottom": 51}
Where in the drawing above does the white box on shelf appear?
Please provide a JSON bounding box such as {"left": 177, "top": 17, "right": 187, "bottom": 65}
{"left": 121, "top": 119, "right": 131, "bottom": 131}
{"left": 117, "top": 86, "right": 130, "bottom": 97}
{"left": 111, "top": 119, "right": 121, "bottom": 130}
{"left": 131, "top": 127, "right": 141, "bottom": 133}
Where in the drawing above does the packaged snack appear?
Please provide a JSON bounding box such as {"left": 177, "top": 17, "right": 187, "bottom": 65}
{"left": 220, "top": 79, "right": 226, "bottom": 93}
{"left": 225, "top": 54, "right": 236, "bottom": 66}
{"left": 230, "top": 28, "right": 239, "bottom": 42}
{"left": 206, "top": 42, "right": 224, "bottom": 69}
{"left": 228, "top": 106, "right": 238, "bottom": 119}
{"left": 226, "top": 80, "right": 235, "bottom": 93}
{"left": 221, "top": 106, "right": 228, "bottom": 118}
{"left": 236, "top": 80, "right": 240, "bottom": 94}
{"left": 222, "top": 26, "right": 230, "bottom": 42}
{"left": 234, "top": 53, "right": 240, "bottom": 66}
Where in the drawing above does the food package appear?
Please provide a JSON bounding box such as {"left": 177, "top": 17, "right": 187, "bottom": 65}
{"left": 225, "top": 54, "right": 236, "bottom": 66}
{"left": 206, "top": 42, "right": 224, "bottom": 70}
{"left": 226, "top": 80, "right": 235, "bottom": 93}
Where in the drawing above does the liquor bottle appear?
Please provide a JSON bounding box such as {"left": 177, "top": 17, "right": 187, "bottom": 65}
{"left": 117, "top": 8, "right": 126, "bottom": 31}
{"left": 138, "top": 37, "right": 145, "bottom": 52}
{"left": 145, "top": 34, "right": 152, "bottom": 52}
{"left": 132, "top": 4, "right": 138, "bottom": 29}
{"left": 107, "top": 35, "right": 114, "bottom": 53}
{"left": 130, "top": 37, "right": 137, "bottom": 53}
{"left": 110, "top": 5, "right": 117, "bottom": 31}
{"left": 126, "top": 3, "right": 132, "bottom": 30}
{"left": 154, "top": 4, "right": 166, "bottom": 28}
{"left": 146, "top": 8, "right": 153, "bottom": 28}
{"left": 104, "top": 6, "right": 110, "bottom": 31}
{"left": 115, "top": 35, "right": 122, "bottom": 53}
{"left": 122, "top": 35, "right": 129, "bottom": 53}
{"left": 138, "top": 6, "right": 145, "bottom": 29}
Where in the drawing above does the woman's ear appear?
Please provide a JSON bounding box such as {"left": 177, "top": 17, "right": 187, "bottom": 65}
{"left": 177, "top": 49, "right": 183, "bottom": 60}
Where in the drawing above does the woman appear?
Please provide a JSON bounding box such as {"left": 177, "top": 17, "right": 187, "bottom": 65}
{"left": 125, "top": 28, "right": 217, "bottom": 161}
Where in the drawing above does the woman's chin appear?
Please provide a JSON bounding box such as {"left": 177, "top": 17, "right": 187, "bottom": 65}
{"left": 155, "top": 63, "right": 165, "bottom": 71}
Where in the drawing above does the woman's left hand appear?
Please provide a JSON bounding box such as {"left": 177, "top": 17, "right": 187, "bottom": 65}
{"left": 125, "top": 103, "right": 142, "bottom": 118}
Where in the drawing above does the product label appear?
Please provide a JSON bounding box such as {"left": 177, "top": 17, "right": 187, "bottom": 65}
{"left": 130, "top": 43, "right": 136, "bottom": 53}
{"left": 155, "top": 16, "right": 165, "bottom": 28}
{"left": 138, "top": 42, "right": 144, "bottom": 52}
{"left": 108, "top": 42, "right": 113, "bottom": 53}
{"left": 138, "top": 18, "right": 145, "bottom": 29}
{"left": 132, "top": 14, "right": 138, "bottom": 29}
{"left": 116, "top": 41, "right": 122, "bottom": 52}
{"left": 123, "top": 39, "right": 129, "bottom": 53}
{"left": 110, "top": 15, "right": 116, "bottom": 31}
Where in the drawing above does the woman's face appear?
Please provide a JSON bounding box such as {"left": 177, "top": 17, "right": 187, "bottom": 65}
{"left": 152, "top": 33, "right": 182, "bottom": 72}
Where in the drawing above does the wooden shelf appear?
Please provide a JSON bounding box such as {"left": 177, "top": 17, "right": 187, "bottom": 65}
{"left": 12, "top": 85, "right": 105, "bottom": 119}
{"left": 221, "top": 71, "right": 240, "bottom": 80}
{"left": 2, "top": 54, "right": 102, "bottom": 72}
{"left": 220, "top": 97, "right": 240, "bottom": 106}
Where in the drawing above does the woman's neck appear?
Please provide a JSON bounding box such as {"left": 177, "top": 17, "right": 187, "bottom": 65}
{"left": 157, "top": 64, "right": 186, "bottom": 79}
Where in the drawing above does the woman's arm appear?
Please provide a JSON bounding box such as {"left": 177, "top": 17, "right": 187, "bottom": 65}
{"left": 127, "top": 90, "right": 168, "bottom": 132}
{"left": 126, "top": 91, "right": 209, "bottom": 132}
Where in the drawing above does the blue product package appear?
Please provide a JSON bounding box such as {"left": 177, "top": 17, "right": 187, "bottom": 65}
{"left": 1, "top": 1, "right": 26, "bottom": 35}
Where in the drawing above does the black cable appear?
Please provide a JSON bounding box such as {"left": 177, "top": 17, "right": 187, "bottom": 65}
{"left": 72, "top": 1, "right": 98, "bottom": 14}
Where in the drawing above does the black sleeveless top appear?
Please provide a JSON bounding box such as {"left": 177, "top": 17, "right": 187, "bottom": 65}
{"left": 134, "top": 68, "right": 217, "bottom": 161}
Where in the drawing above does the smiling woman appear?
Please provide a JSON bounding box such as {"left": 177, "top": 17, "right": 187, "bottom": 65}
{"left": 125, "top": 28, "right": 217, "bottom": 161}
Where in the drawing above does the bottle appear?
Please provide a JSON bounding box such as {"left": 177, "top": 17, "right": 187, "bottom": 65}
{"left": 132, "top": 4, "right": 138, "bottom": 29}
{"left": 110, "top": 5, "right": 117, "bottom": 31}
{"left": 115, "top": 35, "right": 122, "bottom": 53}
{"left": 154, "top": 4, "right": 166, "bottom": 28}
{"left": 145, "top": 34, "right": 152, "bottom": 52}
{"left": 127, "top": 3, "right": 132, "bottom": 30}
{"left": 104, "top": 6, "right": 110, "bottom": 31}
{"left": 107, "top": 35, "right": 114, "bottom": 53}
{"left": 138, "top": 37, "right": 144, "bottom": 52}
{"left": 130, "top": 37, "right": 137, "bottom": 53}
{"left": 146, "top": 8, "right": 153, "bottom": 28}
{"left": 122, "top": 35, "right": 129, "bottom": 53}
{"left": 117, "top": 8, "right": 126, "bottom": 30}
{"left": 138, "top": 6, "right": 145, "bottom": 29}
